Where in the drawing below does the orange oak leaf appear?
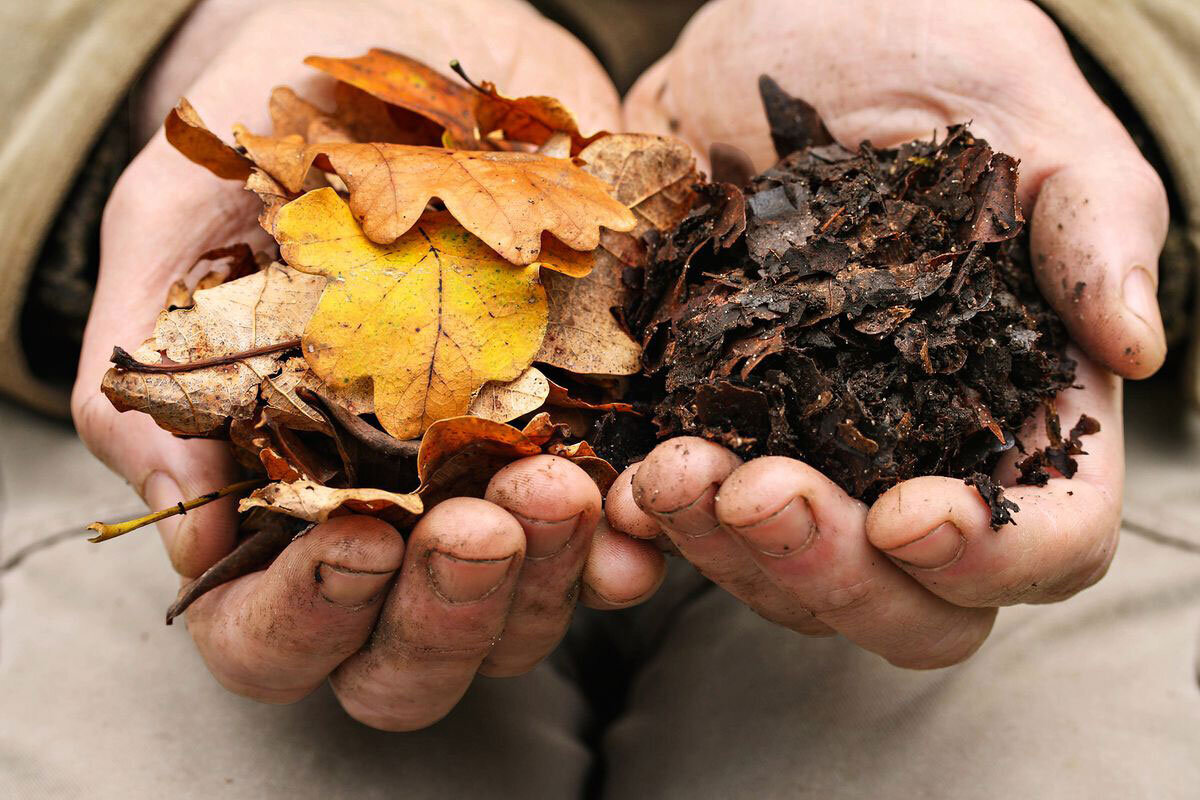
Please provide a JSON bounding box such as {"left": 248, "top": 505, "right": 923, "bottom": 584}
{"left": 473, "top": 81, "right": 603, "bottom": 155}
{"left": 304, "top": 49, "right": 479, "bottom": 145}
{"left": 248, "top": 141, "right": 635, "bottom": 265}
{"left": 165, "top": 98, "right": 252, "bottom": 180}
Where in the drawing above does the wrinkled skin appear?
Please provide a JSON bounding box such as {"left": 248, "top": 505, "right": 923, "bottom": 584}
{"left": 73, "top": 0, "right": 1166, "bottom": 729}
{"left": 612, "top": 0, "right": 1165, "bottom": 668}
{"left": 73, "top": 0, "right": 664, "bottom": 732}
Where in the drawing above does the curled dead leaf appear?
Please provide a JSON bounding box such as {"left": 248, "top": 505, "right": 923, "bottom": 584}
{"left": 240, "top": 479, "right": 422, "bottom": 524}
{"left": 468, "top": 367, "right": 550, "bottom": 424}
{"left": 165, "top": 98, "right": 252, "bottom": 180}
{"left": 304, "top": 49, "right": 479, "bottom": 144}
{"left": 102, "top": 264, "right": 324, "bottom": 436}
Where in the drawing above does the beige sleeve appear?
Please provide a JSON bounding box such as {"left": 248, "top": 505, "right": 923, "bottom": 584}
{"left": 0, "top": 0, "right": 195, "bottom": 415}
{"left": 1038, "top": 0, "right": 1200, "bottom": 396}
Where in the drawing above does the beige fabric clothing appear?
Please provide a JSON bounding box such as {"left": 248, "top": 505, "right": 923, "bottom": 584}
{"left": 2, "top": 382, "right": 1199, "bottom": 798}
{"left": 0, "top": 0, "right": 194, "bottom": 415}
{"left": 1041, "top": 0, "right": 1200, "bottom": 400}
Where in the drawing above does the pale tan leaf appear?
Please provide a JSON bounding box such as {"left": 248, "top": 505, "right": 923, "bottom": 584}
{"left": 468, "top": 367, "right": 550, "bottom": 423}
{"left": 101, "top": 265, "right": 324, "bottom": 435}
{"left": 240, "top": 479, "right": 422, "bottom": 523}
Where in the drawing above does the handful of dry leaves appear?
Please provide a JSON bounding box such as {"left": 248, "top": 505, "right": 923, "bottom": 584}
{"left": 89, "top": 53, "right": 1093, "bottom": 622}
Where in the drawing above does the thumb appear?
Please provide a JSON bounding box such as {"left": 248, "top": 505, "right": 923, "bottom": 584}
{"left": 1031, "top": 152, "right": 1169, "bottom": 379}
{"left": 73, "top": 139, "right": 256, "bottom": 577}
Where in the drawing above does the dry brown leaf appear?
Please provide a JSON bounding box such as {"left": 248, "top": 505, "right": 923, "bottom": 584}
{"left": 268, "top": 86, "right": 333, "bottom": 139}
{"left": 471, "top": 78, "right": 603, "bottom": 155}
{"left": 331, "top": 81, "right": 444, "bottom": 145}
{"left": 468, "top": 367, "right": 550, "bottom": 423}
{"left": 545, "top": 378, "right": 635, "bottom": 412}
{"left": 536, "top": 249, "right": 641, "bottom": 375}
{"left": 240, "top": 479, "right": 422, "bottom": 523}
{"left": 102, "top": 264, "right": 324, "bottom": 436}
{"left": 304, "top": 49, "right": 479, "bottom": 144}
{"left": 578, "top": 133, "right": 696, "bottom": 208}
{"left": 245, "top": 167, "right": 292, "bottom": 232}
{"left": 165, "top": 98, "right": 252, "bottom": 181}
{"left": 274, "top": 189, "right": 553, "bottom": 438}
{"left": 165, "top": 244, "right": 259, "bottom": 310}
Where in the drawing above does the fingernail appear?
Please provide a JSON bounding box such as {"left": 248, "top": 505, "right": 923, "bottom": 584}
{"left": 727, "top": 495, "right": 817, "bottom": 557}
{"left": 511, "top": 512, "right": 581, "bottom": 559}
{"left": 652, "top": 483, "right": 721, "bottom": 538}
{"left": 886, "top": 522, "right": 965, "bottom": 570}
{"left": 316, "top": 563, "right": 394, "bottom": 608}
{"left": 1122, "top": 267, "right": 1162, "bottom": 331}
{"left": 427, "top": 551, "right": 515, "bottom": 603}
{"left": 143, "top": 471, "right": 184, "bottom": 556}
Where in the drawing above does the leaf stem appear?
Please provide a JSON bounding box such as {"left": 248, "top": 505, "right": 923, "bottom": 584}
{"left": 87, "top": 478, "right": 267, "bottom": 542}
{"left": 110, "top": 340, "right": 301, "bottom": 374}
{"left": 296, "top": 388, "right": 420, "bottom": 459}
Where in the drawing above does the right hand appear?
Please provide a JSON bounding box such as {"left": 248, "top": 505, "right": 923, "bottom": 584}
{"left": 73, "top": 0, "right": 664, "bottom": 729}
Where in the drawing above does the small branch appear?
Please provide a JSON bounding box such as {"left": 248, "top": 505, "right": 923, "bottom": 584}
{"left": 296, "top": 388, "right": 420, "bottom": 459}
{"left": 87, "top": 478, "right": 267, "bottom": 542}
{"left": 110, "top": 340, "right": 301, "bottom": 374}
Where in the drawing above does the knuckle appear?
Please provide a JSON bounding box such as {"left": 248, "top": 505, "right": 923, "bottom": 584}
{"left": 813, "top": 576, "right": 875, "bottom": 616}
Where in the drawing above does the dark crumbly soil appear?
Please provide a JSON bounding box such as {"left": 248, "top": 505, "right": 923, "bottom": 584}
{"left": 616, "top": 78, "right": 1097, "bottom": 525}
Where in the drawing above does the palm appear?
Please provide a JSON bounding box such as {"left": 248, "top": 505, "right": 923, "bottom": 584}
{"left": 608, "top": 0, "right": 1165, "bottom": 667}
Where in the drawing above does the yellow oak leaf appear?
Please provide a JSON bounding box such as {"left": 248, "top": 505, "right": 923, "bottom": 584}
{"left": 274, "top": 188, "right": 552, "bottom": 439}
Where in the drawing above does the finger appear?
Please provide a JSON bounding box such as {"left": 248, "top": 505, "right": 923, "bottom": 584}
{"left": 479, "top": 455, "right": 601, "bottom": 676}
{"left": 716, "top": 457, "right": 996, "bottom": 668}
{"left": 604, "top": 463, "right": 663, "bottom": 539}
{"left": 867, "top": 354, "right": 1122, "bottom": 607}
{"left": 1031, "top": 158, "right": 1169, "bottom": 378}
{"left": 580, "top": 520, "right": 667, "bottom": 610}
{"left": 184, "top": 515, "right": 404, "bottom": 703}
{"left": 628, "top": 439, "right": 833, "bottom": 636}
{"left": 330, "top": 498, "right": 524, "bottom": 731}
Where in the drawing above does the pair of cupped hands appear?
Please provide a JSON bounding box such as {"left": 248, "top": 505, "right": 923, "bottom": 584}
{"left": 73, "top": 0, "right": 1168, "bottom": 731}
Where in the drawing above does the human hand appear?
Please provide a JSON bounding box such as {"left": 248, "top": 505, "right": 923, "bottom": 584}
{"left": 612, "top": 0, "right": 1159, "bottom": 666}
{"left": 72, "top": 0, "right": 663, "bottom": 728}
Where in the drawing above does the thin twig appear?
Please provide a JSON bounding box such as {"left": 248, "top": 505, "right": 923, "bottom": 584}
{"left": 110, "top": 340, "right": 301, "bottom": 374}
{"left": 296, "top": 388, "right": 420, "bottom": 459}
{"left": 87, "top": 478, "right": 267, "bottom": 542}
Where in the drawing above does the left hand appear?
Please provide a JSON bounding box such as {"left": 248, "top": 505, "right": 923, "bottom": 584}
{"left": 608, "top": 0, "right": 1157, "bottom": 667}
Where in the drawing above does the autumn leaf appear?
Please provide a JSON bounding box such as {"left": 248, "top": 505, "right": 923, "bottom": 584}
{"left": 545, "top": 377, "right": 635, "bottom": 413}
{"left": 165, "top": 98, "right": 252, "bottom": 180}
{"left": 274, "top": 188, "right": 553, "bottom": 439}
{"left": 240, "top": 479, "right": 422, "bottom": 523}
{"left": 164, "top": 244, "right": 259, "bottom": 310}
{"left": 472, "top": 80, "right": 602, "bottom": 154}
{"left": 102, "top": 264, "right": 324, "bottom": 436}
{"left": 275, "top": 142, "right": 634, "bottom": 265}
{"left": 468, "top": 366, "right": 550, "bottom": 424}
{"left": 578, "top": 133, "right": 695, "bottom": 207}
{"left": 536, "top": 249, "right": 642, "bottom": 375}
{"left": 532, "top": 134, "right": 702, "bottom": 375}
{"left": 305, "top": 49, "right": 479, "bottom": 145}
{"left": 416, "top": 414, "right": 555, "bottom": 505}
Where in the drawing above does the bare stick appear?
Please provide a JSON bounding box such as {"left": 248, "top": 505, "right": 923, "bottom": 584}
{"left": 87, "top": 478, "right": 267, "bottom": 542}
{"left": 295, "top": 388, "right": 420, "bottom": 459}
{"left": 110, "top": 340, "right": 301, "bottom": 374}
